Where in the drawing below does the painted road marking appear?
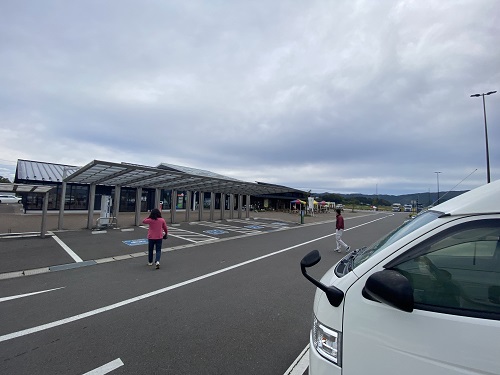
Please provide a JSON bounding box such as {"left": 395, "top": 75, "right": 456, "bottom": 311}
{"left": 284, "top": 345, "right": 309, "bottom": 375}
{"left": 0, "top": 215, "right": 391, "bottom": 343}
{"left": 0, "top": 287, "right": 65, "bottom": 303}
{"left": 229, "top": 219, "right": 290, "bottom": 229}
{"left": 140, "top": 225, "right": 217, "bottom": 243}
{"left": 167, "top": 227, "right": 218, "bottom": 243}
{"left": 52, "top": 235, "right": 84, "bottom": 262}
{"left": 203, "top": 229, "right": 228, "bottom": 235}
{"left": 83, "top": 358, "right": 124, "bottom": 374}
{"left": 122, "top": 239, "right": 148, "bottom": 246}
{"left": 195, "top": 222, "right": 261, "bottom": 235}
{"left": 244, "top": 225, "right": 264, "bottom": 230}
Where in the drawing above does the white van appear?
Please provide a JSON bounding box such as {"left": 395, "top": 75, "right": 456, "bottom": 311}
{"left": 301, "top": 180, "right": 500, "bottom": 374}
{"left": 392, "top": 203, "right": 402, "bottom": 212}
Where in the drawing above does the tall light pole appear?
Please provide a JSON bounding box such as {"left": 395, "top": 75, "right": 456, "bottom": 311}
{"left": 470, "top": 90, "right": 497, "bottom": 183}
{"left": 434, "top": 171, "right": 441, "bottom": 205}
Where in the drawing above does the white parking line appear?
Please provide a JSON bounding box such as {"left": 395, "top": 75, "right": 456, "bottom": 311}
{"left": 168, "top": 227, "right": 218, "bottom": 243}
{"left": 52, "top": 234, "right": 83, "bottom": 263}
{"left": 196, "top": 222, "right": 261, "bottom": 235}
{"left": 229, "top": 219, "right": 291, "bottom": 229}
{"left": 83, "top": 358, "right": 124, "bottom": 374}
{"left": 0, "top": 287, "right": 65, "bottom": 303}
{"left": 284, "top": 345, "right": 309, "bottom": 375}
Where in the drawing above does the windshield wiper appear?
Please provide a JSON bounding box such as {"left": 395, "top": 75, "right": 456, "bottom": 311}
{"left": 345, "top": 247, "right": 360, "bottom": 271}
{"left": 347, "top": 247, "right": 367, "bottom": 271}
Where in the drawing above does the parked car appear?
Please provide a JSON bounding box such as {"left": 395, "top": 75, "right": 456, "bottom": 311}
{"left": 0, "top": 194, "right": 22, "bottom": 204}
{"left": 301, "top": 180, "right": 500, "bottom": 375}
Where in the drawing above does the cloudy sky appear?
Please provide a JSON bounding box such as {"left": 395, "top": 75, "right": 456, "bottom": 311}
{"left": 1, "top": 0, "right": 499, "bottom": 195}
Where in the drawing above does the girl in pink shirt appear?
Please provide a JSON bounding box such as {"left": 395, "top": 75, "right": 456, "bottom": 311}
{"left": 143, "top": 208, "right": 168, "bottom": 269}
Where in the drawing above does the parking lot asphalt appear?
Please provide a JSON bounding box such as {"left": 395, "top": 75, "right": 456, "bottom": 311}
{"left": 0, "top": 206, "right": 346, "bottom": 278}
{"left": 0, "top": 208, "right": 401, "bottom": 374}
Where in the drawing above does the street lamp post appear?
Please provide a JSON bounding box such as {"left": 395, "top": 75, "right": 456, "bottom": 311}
{"left": 434, "top": 171, "right": 441, "bottom": 205}
{"left": 470, "top": 91, "right": 497, "bottom": 183}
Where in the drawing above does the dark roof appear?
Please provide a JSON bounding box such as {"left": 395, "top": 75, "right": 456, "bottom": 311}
{"left": 16, "top": 159, "right": 80, "bottom": 182}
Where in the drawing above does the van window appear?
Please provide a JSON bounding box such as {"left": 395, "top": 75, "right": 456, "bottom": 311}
{"left": 350, "top": 211, "right": 441, "bottom": 271}
{"left": 392, "top": 219, "right": 500, "bottom": 319}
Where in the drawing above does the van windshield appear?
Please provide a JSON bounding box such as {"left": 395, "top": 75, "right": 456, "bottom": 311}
{"left": 351, "top": 211, "right": 441, "bottom": 269}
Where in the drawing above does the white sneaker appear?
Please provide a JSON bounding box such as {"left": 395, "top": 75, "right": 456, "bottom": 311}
{"left": 155, "top": 261, "right": 160, "bottom": 269}
{"left": 148, "top": 262, "right": 153, "bottom": 266}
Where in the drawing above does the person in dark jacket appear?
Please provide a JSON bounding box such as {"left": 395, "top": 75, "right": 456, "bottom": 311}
{"left": 334, "top": 208, "right": 350, "bottom": 253}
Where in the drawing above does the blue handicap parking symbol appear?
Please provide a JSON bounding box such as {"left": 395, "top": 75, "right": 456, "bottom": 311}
{"left": 203, "top": 229, "right": 228, "bottom": 235}
{"left": 123, "top": 239, "right": 149, "bottom": 246}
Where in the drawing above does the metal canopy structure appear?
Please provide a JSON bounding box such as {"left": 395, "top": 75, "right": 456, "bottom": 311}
{"left": 65, "top": 160, "right": 303, "bottom": 195}
{"left": 0, "top": 183, "right": 56, "bottom": 194}
{"left": 0, "top": 183, "right": 56, "bottom": 238}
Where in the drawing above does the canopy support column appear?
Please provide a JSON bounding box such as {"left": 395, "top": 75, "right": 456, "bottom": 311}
{"left": 155, "top": 188, "right": 161, "bottom": 210}
{"left": 198, "top": 191, "right": 204, "bottom": 221}
{"left": 220, "top": 193, "right": 225, "bottom": 220}
{"left": 229, "top": 194, "right": 234, "bottom": 219}
{"left": 87, "top": 184, "right": 96, "bottom": 229}
{"left": 209, "top": 192, "right": 215, "bottom": 221}
{"left": 246, "top": 195, "right": 251, "bottom": 218}
{"left": 40, "top": 191, "right": 49, "bottom": 238}
{"left": 134, "top": 187, "right": 142, "bottom": 226}
{"left": 58, "top": 167, "right": 71, "bottom": 230}
{"left": 58, "top": 181, "right": 67, "bottom": 230}
{"left": 237, "top": 195, "right": 243, "bottom": 219}
{"left": 113, "top": 185, "right": 121, "bottom": 224}
{"left": 171, "top": 190, "right": 177, "bottom": 224}
{"left": 185, "top": 190, "right": 191, "bottom": 222}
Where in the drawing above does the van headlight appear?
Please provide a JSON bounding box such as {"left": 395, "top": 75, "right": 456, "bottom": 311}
{"left": 313, "top": 315, "right": 342, "bottom": 366}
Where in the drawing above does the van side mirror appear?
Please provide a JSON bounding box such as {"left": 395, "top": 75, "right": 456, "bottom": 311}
{"left": 300, "top": 250, "right": 344, "bottom": 307}
{"left": 364, "top": 270, "right": 414, "bottom": 312}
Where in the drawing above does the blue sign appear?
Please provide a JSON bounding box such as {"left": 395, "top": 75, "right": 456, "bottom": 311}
{"left": 123, "top": 239, "right": 148, "bottom": 246}
{"left": 203, "top": 229, "right": 228, "bottom": 235}
{"left": 245, "top": 225, "right": 264, "bottom": 229}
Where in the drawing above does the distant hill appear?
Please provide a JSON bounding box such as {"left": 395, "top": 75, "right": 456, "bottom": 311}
{"left": 315, "top": 190, "right": 469, "bottom": 206}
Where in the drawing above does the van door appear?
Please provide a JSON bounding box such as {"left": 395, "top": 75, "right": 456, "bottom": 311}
{"left": 342, "top": 218, "right": 500, "bottom": 374}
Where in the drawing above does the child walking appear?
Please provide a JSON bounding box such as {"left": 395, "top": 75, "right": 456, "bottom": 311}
{"left": 143, "top": 208, "right": 168, "bottom": 269}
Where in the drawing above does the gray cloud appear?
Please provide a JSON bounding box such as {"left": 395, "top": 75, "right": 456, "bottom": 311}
{"left": 0, "top": 0, "right": 499, "bottom": 195}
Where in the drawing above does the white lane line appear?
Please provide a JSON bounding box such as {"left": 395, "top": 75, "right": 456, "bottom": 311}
{"left": 0, "top": 287, "right": 65, "bottom": 303}
{"left": 83, "top": 358, "right": 124, "bottom": 375}
{"left": 52, "top": 235, "right": 84, "bottom": 263}
{"left": 284, "top": 345, "right": 309, "bottom": 375}
{"left": 0, "top": 215, "right": 391, "bottom": 343}
{"left": 344, "top": 214, "right": 391, "bottom": 232}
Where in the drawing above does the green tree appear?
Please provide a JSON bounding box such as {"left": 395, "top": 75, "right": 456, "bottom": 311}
{"left": 0, "top": 176, "right": 11, "bottom": 183}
